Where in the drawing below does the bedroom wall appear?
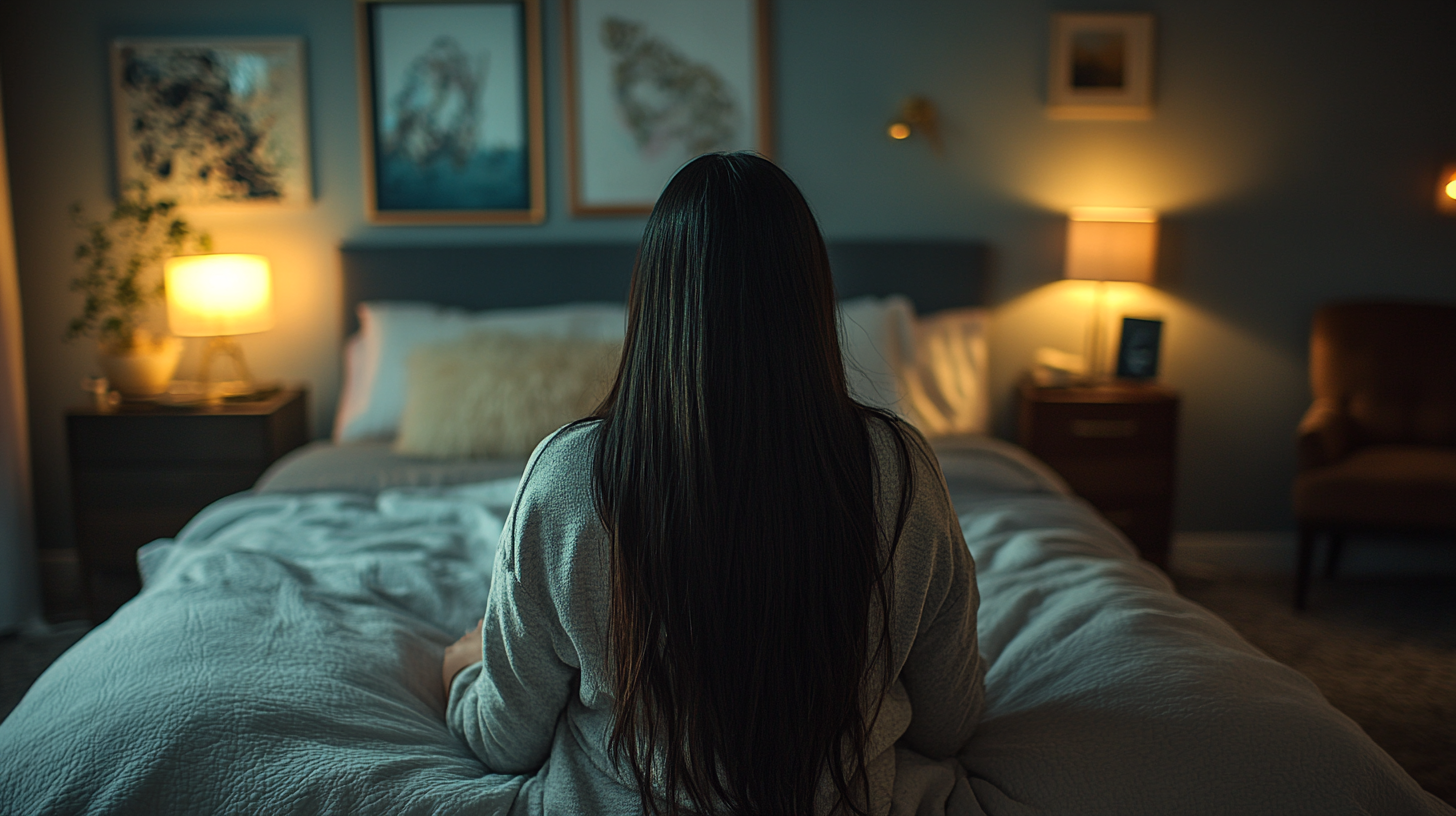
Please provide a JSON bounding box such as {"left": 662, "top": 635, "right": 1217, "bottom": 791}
{"left": 3, "top": 0, "right": 1456, "bottom": 560}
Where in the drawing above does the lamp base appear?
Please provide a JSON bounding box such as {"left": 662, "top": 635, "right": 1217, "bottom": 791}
{"left": 198, "top": 336, "right": 257, "bottom": 402}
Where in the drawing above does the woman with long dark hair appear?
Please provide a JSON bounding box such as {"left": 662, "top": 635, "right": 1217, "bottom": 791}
{"left": 443, "top": 152, "right": 985, "bottom": 815}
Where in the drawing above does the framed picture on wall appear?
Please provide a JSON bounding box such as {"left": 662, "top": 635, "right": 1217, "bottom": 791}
{"left": 356, "top": 0, "right": 545, "bottom": 224}
{"left": 564, "top": 0, "right": 772, "bottom": 216}
{"left": 110, "top": 37, "right": 312, "bottom": 207}
{"left": 1046, "top": 13, "right": 1154, "bottom": 120}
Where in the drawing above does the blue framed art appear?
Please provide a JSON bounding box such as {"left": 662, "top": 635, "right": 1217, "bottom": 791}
{"left": 357, "top": 0, "right": 545, "bottom": 224}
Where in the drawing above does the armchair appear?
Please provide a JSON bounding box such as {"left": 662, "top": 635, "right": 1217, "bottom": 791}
{"left": 1293, "top": 301, "right": 1456, "bottom": 609}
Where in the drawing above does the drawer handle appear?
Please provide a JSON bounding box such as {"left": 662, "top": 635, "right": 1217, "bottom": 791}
{"left": 1070, "top": 419, "right": 1139, "bottom": 438}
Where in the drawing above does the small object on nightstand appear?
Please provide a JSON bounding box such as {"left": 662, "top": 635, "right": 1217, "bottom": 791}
{"left": 80, "top": 377, "right": 121, "bottom": 412}
{"left": 66, "top": 388, "right": 309, "bottom": 621}
{"left": 1017, "top": 379, "right": 1180, "bottom": 567}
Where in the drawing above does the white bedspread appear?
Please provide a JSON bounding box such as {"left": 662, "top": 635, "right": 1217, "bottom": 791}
{"left": 0, "top": 440, "right": 1447, "bottom": 815}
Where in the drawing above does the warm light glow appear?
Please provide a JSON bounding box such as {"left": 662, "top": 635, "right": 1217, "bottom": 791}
{"left": 165, "top": 254, "right": 274, "bottom": 337}
{"left": 1069, "top": 206, "right": 1158, "bottom": 223}
{"left": 888, "top": 123, "right": 911, "bottom": 140}
{"left": 1438, "top": 164, "right": 1456, "bottom": 214}
{"left": 1065, "top": 208, "right": 1159, "bottom": 283}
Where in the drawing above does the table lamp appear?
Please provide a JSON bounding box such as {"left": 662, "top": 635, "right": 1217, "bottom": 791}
{"left": 164, "top": 254, "right": 274, "bottom": 399}
{"left": 1064, "top": 207, "right": 1157, "bottom": 380}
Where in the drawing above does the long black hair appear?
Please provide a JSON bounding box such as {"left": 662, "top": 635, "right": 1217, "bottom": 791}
{"left": 592, "top": 152, "right": 916, "bottom": 816}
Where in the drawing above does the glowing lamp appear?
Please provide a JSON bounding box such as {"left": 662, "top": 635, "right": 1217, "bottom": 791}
{"left": 1064, "top": 208, "right": 1159, "bottom": 380}
{"left": 1438, "top": 164, "right": 1456, "bottom": 214}
{"left": 886, "top": 97, "right": 941, "bottom": 153}
{"left": 164, "top": 254, "right": 274, "bottom": 398}
{"left": 1064, "top": 207, "right": 1158, "bottom": 283}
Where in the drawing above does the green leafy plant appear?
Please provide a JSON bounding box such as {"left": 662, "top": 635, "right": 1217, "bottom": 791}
{"left": 67, "top": 182, "right": 212, "bottom": 352}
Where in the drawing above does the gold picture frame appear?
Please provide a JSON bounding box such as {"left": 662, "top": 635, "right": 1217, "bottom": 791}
{"left": 1047, "top": 13, "right": 1154, "bottom": 121}
{"left": 564, "top": 0, "right": 773, "bottom": 216}
{"left": 356, "top": 0, "right": 545, "bottom": 224}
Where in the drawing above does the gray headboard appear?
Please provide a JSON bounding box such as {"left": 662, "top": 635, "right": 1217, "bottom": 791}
{"left": 341, "top": 242, "right": 989, "bottom": 335}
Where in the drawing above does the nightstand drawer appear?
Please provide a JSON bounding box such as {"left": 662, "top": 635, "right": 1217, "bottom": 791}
{"left": 72, "top": 467, "right": 262, "bottom": 509}
{"left": 69, "top": 414, "right": 276, "bottom": 465}
{"left": 1023, "top": 402, "right": 1176, "bottom": 458}
{"left": 73, "top": 508, "right": 200, "bottom": 568}
{"left": 1040, "top": 454, "right": 1175, "bottom": 500}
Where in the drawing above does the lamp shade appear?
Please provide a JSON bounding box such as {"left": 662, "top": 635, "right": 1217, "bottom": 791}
{"left": 165, "top": 254, "right": 274, "bottom": 337}
{"left": 1064, "top": 207, "right": 1158, "bottom": 283}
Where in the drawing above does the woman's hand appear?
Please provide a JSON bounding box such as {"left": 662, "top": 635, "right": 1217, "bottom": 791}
{"left": 442, "top": 618, "right": 485, "bottom": 697}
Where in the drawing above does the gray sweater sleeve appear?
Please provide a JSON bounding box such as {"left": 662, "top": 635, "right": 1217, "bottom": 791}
{"left": 445, "top": 442, "right": 583, "bottom": 774}
{"left": 894, "top": 432, "right": 987, "bottom": 760}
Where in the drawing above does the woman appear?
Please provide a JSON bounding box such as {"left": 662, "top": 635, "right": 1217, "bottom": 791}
{"left": 443, "top": 153, "right": 985, "bottom": 815}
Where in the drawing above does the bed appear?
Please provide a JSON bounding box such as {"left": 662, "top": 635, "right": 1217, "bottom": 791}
{"left": 0, "top": 243, "right": 1448, "bottom": 816}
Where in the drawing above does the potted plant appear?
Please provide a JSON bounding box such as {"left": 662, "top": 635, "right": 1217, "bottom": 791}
{"left": 68, "top": 183, "right": 211, "bottom": 398}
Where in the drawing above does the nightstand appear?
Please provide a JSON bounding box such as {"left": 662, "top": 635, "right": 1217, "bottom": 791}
{"left": 1016, "top": 381, "right": 1180, "bottom": 567}
{"left": 66, "top": 389, "right": 309, "bottom": 620}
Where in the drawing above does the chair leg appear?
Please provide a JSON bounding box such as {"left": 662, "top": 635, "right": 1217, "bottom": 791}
{"left": 1295, "top": 528, "right": 1318, "bottom": 610}
{"left": 1323, "top": 532, "right": 1345, "bottom": 579}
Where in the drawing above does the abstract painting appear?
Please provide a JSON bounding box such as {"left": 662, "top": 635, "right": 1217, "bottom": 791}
{"left": 110, "top": 38, "right": 311, "bottom": 206}
{"left": 565, "top": 0, "right": 770, "bottom": 215}
{"left": 358, "top": 0, "right": 544, "bottom": 224}
{"left": 1046, "top": 13, "right": 1155, "bottom": 120}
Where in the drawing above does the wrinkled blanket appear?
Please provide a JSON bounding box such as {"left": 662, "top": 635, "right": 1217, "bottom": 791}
{"left": 0, "top": 441, "right": 1447, "bottom": 815}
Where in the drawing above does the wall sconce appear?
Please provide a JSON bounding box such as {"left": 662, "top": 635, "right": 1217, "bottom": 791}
{"left": 165, "top": 254, "right": 275, "bottom": 400}
{"left": 887, "top": 96, "right": 942, "bottom": 154}
{"left": 1065, "top": 206, "right": 1158, "bottom": 379}
{"left": 1437, "top": 164, "right": 1456, "bottom": 214}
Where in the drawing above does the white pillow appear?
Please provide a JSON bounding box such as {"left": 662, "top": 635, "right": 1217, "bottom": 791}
{"left": 394, "top": 332, "right": 621, "bottom": 458}
{"left": 839, "top": 295, "right": 917, "bottom": 413}
{"left": 334, "top": 301, "right": 627, "bottom": 442}
{"left": 902, "top": 308, "right": 990, "bottom": 436}
{"left": 838, "top": 296, "right": 990, "bottom": 436}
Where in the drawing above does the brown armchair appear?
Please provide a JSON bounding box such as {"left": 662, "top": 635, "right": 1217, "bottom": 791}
{"left": 1293, "top": 301, "right": 1456, "bottom": 609}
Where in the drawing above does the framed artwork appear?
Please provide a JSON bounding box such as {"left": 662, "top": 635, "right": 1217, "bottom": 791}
{"left": 1115, "top": 316, "right": 1163, "bottom": 380}
{"left": 356, "top": 0, "right": 545, "bottom": 224}
{"left": 110, "top": 38, "right": 312, "bottom": 207}
{"left": 1047, "top": 13, "right": 1154, "bottom": 121}
{"left": 564, "top": 0, "right": 771, "bottom": 215}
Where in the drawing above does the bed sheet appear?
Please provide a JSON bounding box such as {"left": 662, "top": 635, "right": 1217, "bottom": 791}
{"left": 0, "top": 441, "right": 1447, "bottom": 815}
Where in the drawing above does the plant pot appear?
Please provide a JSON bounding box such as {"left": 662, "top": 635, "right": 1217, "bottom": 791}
{"left": 96, "top": 335, "right": 182, "bottom": 398}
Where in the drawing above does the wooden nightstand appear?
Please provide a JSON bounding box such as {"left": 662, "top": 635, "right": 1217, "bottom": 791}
{"left": 1016, "top": 381, "right": 1180, "bottom": 567}
{"left": 66, "top": 389, "right": 309, "bottom": 620}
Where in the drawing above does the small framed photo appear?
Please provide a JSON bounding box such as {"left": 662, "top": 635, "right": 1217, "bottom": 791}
{"left": 111, "top": 37, "right": 312, "bottom": 207}
{"left": 1116, "top": 316, "right": 1163, "bottom": 380}
{"left": 564, "top": 0, "right": 772, "bottom": 215}
{"left": 1047, "top": 13, "right": 1154, "bottom": 121}
{"left": 356, "top": 0, "right": 545, "bottom": 224}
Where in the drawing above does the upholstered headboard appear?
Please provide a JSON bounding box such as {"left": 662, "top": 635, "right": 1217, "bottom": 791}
{"left": 340, "top": 242, "right": 989, "bottom": 335}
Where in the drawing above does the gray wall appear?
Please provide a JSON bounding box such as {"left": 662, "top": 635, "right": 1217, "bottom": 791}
{"left": 3, "top": 0, "right": 1456, "bottom": 554}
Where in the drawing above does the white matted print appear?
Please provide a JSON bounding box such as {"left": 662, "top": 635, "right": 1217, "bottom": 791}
{"left": 111, "top": 38, "right": 311, "bottom": 206}
{"left": 565, "top": 0, "right": 770, "bottom": 215}
{"left": 1046, "top": 13, "right": 1154, "bottom": 121}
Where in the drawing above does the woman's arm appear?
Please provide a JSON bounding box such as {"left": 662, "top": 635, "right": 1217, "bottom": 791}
{"left": 444, "top": 549, "right": 580, "bottom": 774}
{"left": 895, "top": 434, "right": 987, "bottom": 759}
{"left": 443, "top": 619, "right": 484, "bottom": 694}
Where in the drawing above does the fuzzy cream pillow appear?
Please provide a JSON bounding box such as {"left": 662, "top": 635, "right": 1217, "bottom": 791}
{"left": 394, "top": 332, "right": 621, "bottom": 458}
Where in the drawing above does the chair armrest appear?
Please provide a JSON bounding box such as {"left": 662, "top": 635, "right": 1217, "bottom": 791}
{"left": 1297, "top": 400, "right": 1352, "bottom": 469}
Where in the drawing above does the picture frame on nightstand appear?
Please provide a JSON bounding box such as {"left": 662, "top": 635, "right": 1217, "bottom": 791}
{"left": 1115, "top": 316, "right": 1163, "bottom": 380}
